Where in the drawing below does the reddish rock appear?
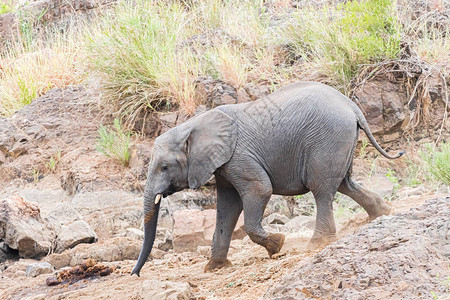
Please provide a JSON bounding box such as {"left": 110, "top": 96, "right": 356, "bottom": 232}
{"left": 0, "top": 195, "right": 54, "bottom": 258}
{"left": 46, "top": 276, "right": 59, "bottom": 286}
{"left": 172, "top": 209, "right": 245, "bottom": 252}
{"left": 354, "top": 78, "right": 407, "bottom": 135}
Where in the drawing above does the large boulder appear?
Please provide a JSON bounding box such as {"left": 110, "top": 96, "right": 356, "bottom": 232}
{"left": 194, "top": 77, "right": 239, "bottom": 108}
{"left": 55, "top": 220, "right": 98, "bottom": 252}
{"left": 0, "top": 195, "right": 54, "bottom": 258}
{"left": 172, "top": 209, "right": 245, "bottom": 252}
{"left": 66, "top": 237, "right": 140, "bottom": 266}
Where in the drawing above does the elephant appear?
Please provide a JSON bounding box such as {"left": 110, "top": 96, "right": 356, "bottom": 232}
{"left": 131, "top": 81, "right": 404, "bottom": 276}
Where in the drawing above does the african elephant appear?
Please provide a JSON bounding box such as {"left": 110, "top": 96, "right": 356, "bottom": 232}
{"left": 131, "top": 81, "right": 403, "bottom": 276}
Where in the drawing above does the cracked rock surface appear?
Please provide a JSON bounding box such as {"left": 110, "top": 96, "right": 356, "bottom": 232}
{"left": 265, "top": 196, "right": 450, "bottom": 299}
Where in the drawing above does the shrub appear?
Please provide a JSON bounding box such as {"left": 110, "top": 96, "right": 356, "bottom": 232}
{"left": 283, "top": 0, "right": 401, "bottom": 93}
{"left": 96, "top": 118, "right": 131, "bottom": 167}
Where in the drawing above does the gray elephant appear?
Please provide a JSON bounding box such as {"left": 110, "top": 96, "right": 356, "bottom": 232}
{"left": 131, "top": 81, "right": 403, "bottom": 276}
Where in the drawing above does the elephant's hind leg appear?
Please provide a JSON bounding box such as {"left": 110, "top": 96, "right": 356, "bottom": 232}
{"left": 338, "top": 175, "right": 391, "bottom": 220}
{"left": 307, "top": 189, "right": 338, "bottom": 249}
{"left": 205, "top": 175, "right": 243, "bottom": 272}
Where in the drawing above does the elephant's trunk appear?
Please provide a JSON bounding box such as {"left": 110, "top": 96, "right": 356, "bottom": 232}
{"left": 131, "top": 192, "right": 161, "bottom": 277}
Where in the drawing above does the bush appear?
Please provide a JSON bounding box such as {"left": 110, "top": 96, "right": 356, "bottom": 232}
{"left": 96, "top": 119, "right": 132, "bottom": 167}
{"left": 283, "top": 0, "right": 401, "bottom": 93}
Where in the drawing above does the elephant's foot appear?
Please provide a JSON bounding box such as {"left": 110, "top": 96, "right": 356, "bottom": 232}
{"left": 264, "top": 233, "right": 285, "bottom": 257}
{"left": 307, "top": 235, "right": 337, "bottom": 250}
{"left": 368, "top": 202, "right": 391, "bottom": 221}
{"left": 204, "top": 258, "right": 232, "bottom": 272}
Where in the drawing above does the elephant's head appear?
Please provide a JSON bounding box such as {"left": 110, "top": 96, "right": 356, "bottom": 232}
{"left": 131, "top": 109, "right": 237, "bottom": 276}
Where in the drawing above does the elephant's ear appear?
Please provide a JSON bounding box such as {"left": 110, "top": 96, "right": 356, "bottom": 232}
{"left": 186, "top": 110, "right": 237, "bottom": 189}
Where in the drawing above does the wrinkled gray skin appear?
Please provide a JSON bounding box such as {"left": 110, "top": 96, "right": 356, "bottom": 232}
{"left": 131, "top": 82, "right": 404, "bottom": 276}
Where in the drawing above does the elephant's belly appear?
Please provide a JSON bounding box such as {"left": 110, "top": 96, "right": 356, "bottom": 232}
{"left": 272, "top": 183, "right": 309, "bottom": 196}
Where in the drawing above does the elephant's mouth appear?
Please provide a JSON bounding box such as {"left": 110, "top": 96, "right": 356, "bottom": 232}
{"left": 162, "top": 184, "right": 177, "bottom": 198}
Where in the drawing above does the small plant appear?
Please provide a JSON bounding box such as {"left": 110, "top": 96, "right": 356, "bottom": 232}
{"left": 96, "top": 118, "right": 131, "bottom": 167}
{"left": 404, "top": 157, "right": 425, "bottom": 187}
{"left": 420, "top": 143, "right": 449, "bottom": 186}
{"left": 215, "top": 44, "right": 248, "bottom": 89}
{"left": 385, "top": 168, "right": 401, "bottom": 199}
{"left": 31, "top": 168, "right": 40, "bottom": 183}
{"left": 359, "top": 138, "right": 369, "bottom": 158}
{"left": 0, "top": 20, "right": 82, "bottom": 117}
{"left": 334, "top": 193, "right": 361, "bottom": 219}
{"left": 46, "top": 151, "right": 61, "bottom": 173}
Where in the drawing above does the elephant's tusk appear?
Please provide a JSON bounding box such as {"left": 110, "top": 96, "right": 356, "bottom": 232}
{"left": 155, "top": 194, "right": 162, "bottom": 204}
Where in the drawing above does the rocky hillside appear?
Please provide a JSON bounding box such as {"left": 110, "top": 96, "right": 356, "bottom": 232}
{"left": 0, "top": 0, "right": 449, "bottom": 299}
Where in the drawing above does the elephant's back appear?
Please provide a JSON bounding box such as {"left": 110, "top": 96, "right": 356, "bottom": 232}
{"left": 218, "top": 81, "right": 360, "bottom": 193}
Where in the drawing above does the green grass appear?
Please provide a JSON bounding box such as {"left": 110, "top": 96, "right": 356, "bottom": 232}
{"left": 334, "top": 193, "right": 362, "bottom": 220}
{"left": 83, "top": 0, "right": 273, "bottom": 120}
{"left": 0, "top": 18, "right": 82, "bottom": 117}
{"left": 420, "top": 142, "right": 450, "bottom": 186}
{"left": 84, "top": 0, "right": 199, "bottom": 119}
{"left": 0, "top": 1, "right": 13, "bottom": 15}
{"left": 45, "top": 151, "right": 61, "bottom": 173}
{"left": 283, "top": 0, "right": 401, "bottom": 93}
{"left": 96, "top": 118, "right": 132, "bottom": 167}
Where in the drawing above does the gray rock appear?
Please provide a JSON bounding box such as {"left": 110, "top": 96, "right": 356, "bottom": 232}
{"left": 46, "top": 202, "right": 83, "bottom": 228}
{"left": 155, "top": 228, "right": 173, "bottom": 251}
{"left": 353, "top": 78, "right": 406, "bottom": 134}
{"left": 284, "top": 216, "right": 316, "bottom": 232}
{"left": 0, "top": 240, "right": 19, "bottom": 263}
{"left": 0, "top": 195, "right": 55, "bottom": 258}
{"left": 142, "top": 280, "right": 192, "bottom": 300}
{"left": 244, "top": 83, "right": 270, "bottom": 101}
{"left": 125, "top": 228, "right": 144, "bottom": 241}
{"left": 159, "top": 190, "right": 216, "bottom": 231}
{"left": 25, "top": 262, "right": 54, "bottom": 277}
{"left": 68, "top": 237, "right": 140, "bottom": 266}
{"left": 263, "top": 213, "right": 290, "bottom": 225}
{"left": 55, "top": 220, "right": 98, "bottom": 252}
{"left": 264, "top": 195, "right": 292, "bottom": 218}
{"left": 194, "top": 76, "right": 237, "bottom": 108}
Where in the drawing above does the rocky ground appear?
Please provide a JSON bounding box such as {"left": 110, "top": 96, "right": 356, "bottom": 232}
{"left": 0, "top": 84, "right": 448, "bottom": 299}
{"left": 0, "top": 192, "right": 447, "bottom": 300}
{"left": 0, "top": 1, "right": 449, "bottom": 298}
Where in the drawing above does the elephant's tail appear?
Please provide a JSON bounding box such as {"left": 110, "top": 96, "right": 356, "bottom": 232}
{"left": 354, "top": 106, "right": 405, "bottom": 159}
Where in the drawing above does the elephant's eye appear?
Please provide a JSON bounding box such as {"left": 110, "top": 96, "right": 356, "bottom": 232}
{"left": 161, "top": 165, "right": 168, "bottom": 171}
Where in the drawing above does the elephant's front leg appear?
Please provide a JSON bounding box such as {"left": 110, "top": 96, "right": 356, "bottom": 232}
{"left": 234, "top": 171, "right": 285, "bottom": 257}
{"left": 205, "top": 175, "right": 243, "bottom": 272}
